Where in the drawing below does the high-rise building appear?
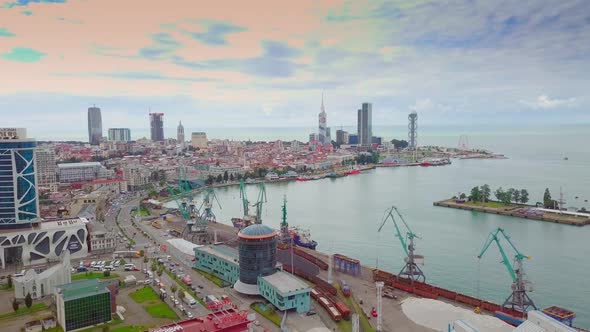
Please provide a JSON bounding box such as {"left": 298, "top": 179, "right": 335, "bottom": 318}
{"left": 318, "top": 94, "right": 328, "bottom": 144}
{"left": 0, "top": 128, "right": 40, "bottom": 228}
{"left": 107, "top": 128, "right": 131, "bottom": 142}
{"left": 336, "top": 129, "right": 349, "bottom": 145}
{"left": 87, "top": 106, "right": 102, "bottom": 145}
{"left": 408, "top": 110, "right": 418, "bottom": 150}
{"left": 149, "top": 113, "right": 164, "bottom": 141}
{"left": 357, "top": 103, "right": 372, "bottom": 146}
{"left": 191, "top": 132, "right": 207, "bottom": 150}
{"left": 36, "top": 147, "right": 58, "bottom": 192}
{"left": 177, "top": 121, "right": 185, "bottom": 145}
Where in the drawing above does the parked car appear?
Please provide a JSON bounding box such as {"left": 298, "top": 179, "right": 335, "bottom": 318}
{"left": 174, "top": 299, "right": 180, "bottom": 305}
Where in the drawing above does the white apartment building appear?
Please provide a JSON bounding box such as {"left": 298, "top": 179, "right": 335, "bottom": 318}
{"left": 123, "top": 165, "right": 152, "bottom": 192}
{"left": 191, "top": 132, "right": 208, "bottom": 150}
{"left": 36, "top": 148, "right": 58, "bottom": 192}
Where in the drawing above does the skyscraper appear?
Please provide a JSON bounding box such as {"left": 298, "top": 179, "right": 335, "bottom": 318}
{"left": 177, "top": 121, "right": 185, "bottom": 144}
{"left": 149, "top": 113, "right": 164, "bottom": 141}
{"left": 0, "top": 128, "right": 40, "bottom": 228}
{"left": 357, "top": 103, "right": 372, "bottom": 146}
{"left": 408, "top": 111, "right": 418, "bottom": 150}
{"left": 107, "top": 128, "right": 131, "bottom": 142}
{"left": 318, "top": 94, "right": 328, "bottom": 144}
{"left": 87, "top": 106, "right": 102, "bottom": 145}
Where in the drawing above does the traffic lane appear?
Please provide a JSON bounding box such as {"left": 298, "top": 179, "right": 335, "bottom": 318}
{"left": 155, "top": 266, "right": 209, "bottom": 317}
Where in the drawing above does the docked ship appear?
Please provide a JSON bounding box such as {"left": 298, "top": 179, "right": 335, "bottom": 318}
{"left": 326, "top": 172, "right": 345, "bottom": 179}
{"left": 290, "top": 227, "right": 318, "bottom": 250}
{"left": 344, "top": 167, "right": 361, "bottom": 175}
{"left": 296, "top": 176, "right": 312, "bottom": 181}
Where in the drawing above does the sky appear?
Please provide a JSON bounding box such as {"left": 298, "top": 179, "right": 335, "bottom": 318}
{"left": 1, "top": 0, "right": 589, "bottom": 140}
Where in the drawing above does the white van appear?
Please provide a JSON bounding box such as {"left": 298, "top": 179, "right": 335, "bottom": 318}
{"left": 124, "top": 263, "right": 135, "bottom": 271}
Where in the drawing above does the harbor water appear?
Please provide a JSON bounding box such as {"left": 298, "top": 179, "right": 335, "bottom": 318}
{"left": 172, "top": 125, "right": 590, "bottom": 327}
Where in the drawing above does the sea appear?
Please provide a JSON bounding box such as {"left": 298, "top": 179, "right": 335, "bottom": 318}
{"left": 158, "top": 124, "right": 589, "bottom": 328}
{"left": 45, "top": 124, "right": 590, "bottom": 326}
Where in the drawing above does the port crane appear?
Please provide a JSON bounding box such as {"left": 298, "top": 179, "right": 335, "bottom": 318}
{"left": 239, "top": 180, "right": 249, "bottom": 218}
{"left": 378, "top": 206, "right": 425, "bottom": 283}
{"left": 477, "top": 228, "right": 537, "bottom": 313}
{"left": 199, "top": 188, "right": 222, "bottom": 223}
{"left": 252, "top": 182, "right": 267, "bottom": 224}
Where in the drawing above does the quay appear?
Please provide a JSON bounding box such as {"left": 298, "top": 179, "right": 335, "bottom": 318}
{"left": 433, "top": 199, "right": 590, "bottom": 226}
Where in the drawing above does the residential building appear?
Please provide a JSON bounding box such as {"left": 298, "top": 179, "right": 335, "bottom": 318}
{"left": 336, "top": 129, "right": 349, "bottom": 145}
{"left": 57, "top": 162, "right": 114, "bottom": 183}
{"left": 372, "top": 136, "right": 382, "bottom": 145}
{"left": 89, "top": 230, "right": 116, "bottom": 253}
{"left": 14, "top": 250, "right": 72, "bottom": 300}
{"left": 149, "top": 113, "right": 164, "bottom": 141}
{"left": 357, "top": 102, "right": 372, "bottom": 146}
{"left": 55, "top": 279, "right": 115, "bottom": 331}
{"left": 107, "top": 128, "right": 131, "bottom": 142}
{"left": 265, "top": 172, "right": 279, "bottom": 181}
{"left": 0, "top": 217, "right": 89, "bottom": 269}
{"left": 122, "top": 165, "right": 151, "bottom": 192}
{"left": 87, "top": 106, "right": 102, "bottom": 145}
{"left": 191, "top": 132, "right": 207, "bottom": 150}
{"left": 36, "top": 147, "right": 58, "bottom": 192}
{"left": 194, "top": 244, "right": 240, "bottom": 285}
{"left": 348, "top": 134, "right": 358, "bottom": 145}
{"left": 177, "top": 121, "right": 185, "bottom": 145}
{"left": 258, "top": 270, "right": 311, "bottom": 314}
{"left": 207, "top": 165, "right": 244, "bottom": 178}
{"left": 0, "top": 128, "right": 40, "bottom": 228}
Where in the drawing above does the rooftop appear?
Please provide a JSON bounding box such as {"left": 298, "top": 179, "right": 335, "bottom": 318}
{"left": 238, "top": 224, "right": 278, "bottom": 240}
{"left": 57, "top": 162, "right": 102, "bottom": 169}
{"left": 261, "top": 270, "right": 310, "bottom": 295}
{"left": 195, "top": 244, "right": 238, "bottom": 263}
{"left": 56, "top": 279, "right": 109, "bottom": 301}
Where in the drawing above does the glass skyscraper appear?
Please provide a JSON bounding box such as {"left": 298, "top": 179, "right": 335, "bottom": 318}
{"left": 357, "top": 102, "right": 373, "bottom": 146}
{"left": 88, "top": 106, "right": 102, "bottom": 145}
{"left": 0, "top": 128, "right": 40, "bottom": 228}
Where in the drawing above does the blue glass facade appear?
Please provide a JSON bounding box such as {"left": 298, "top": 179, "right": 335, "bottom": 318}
{"left": 0, "top": 140, "right": 39, "bottom": 228}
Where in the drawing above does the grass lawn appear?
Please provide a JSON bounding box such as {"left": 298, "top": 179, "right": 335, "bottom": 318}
{"left": 111, "top": 326, "right": 148, "bottom": 332}
{"left": 0, "top": 303, "right": 48, "bottom": 321}
{"left": 131, "top": 207, "right": 151, "bottom": 217}
{"left": 130, "top": 287, "right": 160, "bottom": 303}
{"left": 465, "top": 201, "right": 509, "bottom": 208}
{"left": 72, "top": 272, "right": 119, "bottom": 281}
{"left": 163, "top": 268, "right": 207, "bottom": 307}
{"left": 195, "top": 269, "right": 228, "bottom": 288}
{"left": 250, "top": 303, "right": 281, "bottom": 327}
{"left": 145, "top": 303, "right": 178, "bottom": 319}
{"left": 0, "top": 283, "right": 13, "bottom": 291}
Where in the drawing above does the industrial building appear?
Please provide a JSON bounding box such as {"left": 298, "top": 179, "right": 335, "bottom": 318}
{"left": 258, "top": 270, "right": 311, "bottom": 313}
{"left": 57, "top": 162, "right": 114, "bottom": 183}
{"left": 191, "top": 132, "right": 208, "bottom": 150}
{"left": 55, "top": 279, "right": 116, "bottom": 331}
{"left": 194, "top": 244, "right": 240, "bottom": 285}
{"left": 14, "top": 250, "right": 72, "bottom": 300}
{"left": 107, "top": 128, "right": 131, "bottom": 142}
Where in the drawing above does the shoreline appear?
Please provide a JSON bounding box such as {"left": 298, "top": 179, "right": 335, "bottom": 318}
{"left": 433, "top": 199, "right": 590, "bottom": 226}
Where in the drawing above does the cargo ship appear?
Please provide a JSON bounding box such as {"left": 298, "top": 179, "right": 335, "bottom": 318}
{"left": 345, "top": 168, "right": 360, "bottom": 175}
{"left": 290, "top": 227, "right": 318, "bottom": 250}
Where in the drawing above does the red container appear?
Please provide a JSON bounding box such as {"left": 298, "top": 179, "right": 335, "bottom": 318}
{"left": 313, "top": 276, "right": 337, "bottom": 296}
{"left": 413, "top": 288, "right": 439, "bottom": 299}
{"left": 456, "top": 293, "right": 482, "bottom": 307}
{"left": 334, "top": 301, "right": 351, "bottom": 320}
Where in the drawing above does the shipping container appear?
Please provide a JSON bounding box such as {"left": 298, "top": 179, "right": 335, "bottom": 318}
{"left": 334, "top": 301, "right": 351, "bottom": 320}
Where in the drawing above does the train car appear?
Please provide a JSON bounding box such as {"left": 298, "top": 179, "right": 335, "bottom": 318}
{"left": 333, "top": 301, "right": 351, "bottom": 320}
{"left": 313, "top": 276, "right": 337, "bottom": 296}
{"left": 327, "top": 306, "right": 343, "bottom": 322}
{"left": 340, "top": 280, "right": 351, "bottom": 297}
{"left": 293, "top": 248, "right": 329, "bottom": 270}
{"left": 311, "top": 288, "right": 321, "bottom": 300}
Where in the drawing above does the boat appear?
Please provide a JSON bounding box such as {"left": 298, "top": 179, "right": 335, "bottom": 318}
{"left": 420, "top": 162, "right": 431, "bottom": 167}
{"left": 344, "top": 168, "right": 360, "bottom": 175}
{"left": 296, "top": 176, "right": 312, "bottom": 181}
{"left": 290, "top": 228, "right": 318, "bottom": 250}
{"left": 326, "top": 172, "right": 345, "bottom": 178}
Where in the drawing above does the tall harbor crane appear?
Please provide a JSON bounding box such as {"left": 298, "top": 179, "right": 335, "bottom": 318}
{"left": 199, "top": 188, "right": 221, "bottom": 223}
{"left": 477, "top": 228, "right": 537, "bottom": 313}
{"left": 239, "top": 180, "right": 249, "bottom": 218}
{"left": 252, "top": 182, "right": 267, "bottom": 224}
{"left": 378, "top": 206, "right": 425, "bottom": 283}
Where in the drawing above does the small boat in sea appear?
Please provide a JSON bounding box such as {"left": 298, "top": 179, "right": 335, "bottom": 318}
{"left": 290, "top": 228, "right": 318, "bottom": 250}
{"left": 296, "top": 176, "right": 312, "bottom": 181}
{"left": 326, "top": 172, "right": 345, "bottom": 178}
{"left": 344, "top": 168, "right": 360, "bottom": 175}
{"left": 564, "top": 157, "right": 569, "bottom": 160}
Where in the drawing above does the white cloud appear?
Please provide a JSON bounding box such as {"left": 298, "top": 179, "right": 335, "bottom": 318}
{"left": 521, "top": 95, "right": 577, "bottom": 109}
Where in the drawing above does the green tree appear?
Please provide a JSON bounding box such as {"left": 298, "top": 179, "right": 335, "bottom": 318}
{"left": 144, "top": 256, "right": 149, "bottom": 264}
{"left": 24, "top": 293, "right": 32, "bottom": 309}
{"left": 103, "top": 270, "right": 111, "bottom": 277}
{"left": 223, "top": 171, "right": 229, "bottom": 182}
{"left": 157, "top": 267, "right": 163, "bottom": 277}
{"left": 469, "top": 186, "right": 481, "bottom": 202}
{"left": 459, "top": 193, "right": 467, "bottom": 200}
{"left": 543, "top": 188, "right": 552, "bottom": 208}
{"left": 480, "top": 184, "right": 491, "bottom": 202}
{"left": 391, "top": 139, "right": 409, "bottom": 149}
{"left": 520, "top": 189, "right": 529, "bottom": 204}
{"left": 12, "top": 298, "right": 19, "bottom": 312}
{"left": 178, "top": 290, "right": 185, "bottom": 300}
{"left": 139, "top": 249, "right": 145, "bottom": 257}
{"left": 151, "top": 262, "right": 158, "bottom": 272}
{"left": 7, "top": 274, "right": 12, "bottom": 289}
{"left": 237, "top": 173, "right": 243, "bottom": 181}
{"left": 216, "top": 174, "right": 223, "bottom": 183}
{"left": 230, "top": 173, "right": 235, "bottom": 182}
{"left": 511, "top": 189, "right": 520, "bottom": 204}
{"left": 494, "top": 187, "right": 505, "bottom": 202}
{"left": 171, "top": 285, "right": 177, "bottom": 294}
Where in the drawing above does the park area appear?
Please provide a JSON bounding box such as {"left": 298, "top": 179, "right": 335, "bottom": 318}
{"left": 130, "top": 287, "right": 178, "bottom": 320}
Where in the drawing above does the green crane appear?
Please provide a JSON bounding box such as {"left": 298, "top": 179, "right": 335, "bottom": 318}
{"left": 252, "top": 182, "right": 267, "bottom": 224}
{"left": 378, "top": 206, "right": 425, "bottom": 283}
{"left": 239, "top": 180, "right": 249, "bottom": 218}
{"left": 199, "top": 188, "right": 222, "bottom": 223}
{"left": 477, "top": 228, "right": 537, "bottom": 313}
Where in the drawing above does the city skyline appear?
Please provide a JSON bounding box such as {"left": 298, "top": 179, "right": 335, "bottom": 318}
{"left": 1, "top": 0, "right": 589, "bottom": 134}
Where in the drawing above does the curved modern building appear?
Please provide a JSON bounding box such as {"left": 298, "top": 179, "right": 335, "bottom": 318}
{"left": 234, "top": 224, "right": 278, "bottom": 295}
{"left": 0, "top": 128, "right": 40, "bottom": 228}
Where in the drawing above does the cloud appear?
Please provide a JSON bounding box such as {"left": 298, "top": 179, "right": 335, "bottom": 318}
{"left": 5, "top": 0, "right": 65, "bottom": 6}
{"left": 139, "top": 32, "right": 182, "bottom": 60}
{"left": 521, "top": 95, "right": 577, "bottom": 109}
{"left": 20, "top": 10, "right": 32, "bottom": 15}
{"left": 0, "top": 27, "right": 16, "bottom": 37}
{"left": 184, "top": 20, "right": 247, "bottom": 46}
{"left": 1, "top": 47, "right": 46, "bottom": 62}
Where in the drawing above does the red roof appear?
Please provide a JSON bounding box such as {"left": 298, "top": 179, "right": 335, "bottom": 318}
{"left": 151, "top": 310, "right": 252, "bottom": 332}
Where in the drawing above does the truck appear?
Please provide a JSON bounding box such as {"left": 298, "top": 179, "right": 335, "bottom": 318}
{"left": 182, "top": 292, "right": 197, "bottom": 307}
{"left": 181, "top": 275, "right": 192, "bottom": 286}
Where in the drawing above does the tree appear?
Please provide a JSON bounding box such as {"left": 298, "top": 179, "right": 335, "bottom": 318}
{"left": 178, "top": 290, "right": 185, "bottom": 300}
{"left": 151, "top": 262, "right": 158, "bottom": 272}
{"left": 230, "top": 173, "right": 235, "bottom": 182}
{"left": 7, "top": 274, "right": 12, "bottom": 289}
{"left": 543, "top": 188, "right": 553, "bottom": 208}
{"left": 205, "top": 175, "right": 214, "bottom": 186}
{"left": 459, "top": 193, "right": 467, "bottom": 200}
{"left": 237, "top": 173, "right": 243, "bottom": 181}
{"left": 171, "top": 285, "right": 177, "bottom": 294}
{"left": 103, "top": 270, "right": 111, "bottom": 277}
{"left": 12, "top": 298, "right": 18, "bottom": 312}
{"left": 156, "top": 267, "right": 163, "bottom": 277}
{"left": 480, "top": 184, "right": 491, "bottom": 202}
{"left": 494, "top": 187, "right": 505, "bottom": 202}
{"left": 139, "top": 249, "right": 145, "bottom": 257}
{"left": 510, "top": 188, "right": 520, "bottom": 204}
{"left": 469, "top": 186, "right": 481, "bottom": 202}
{"left": 223, "top": 171, "right": 229, "bottom": 182}
{"left": 391, "top": 139, "right": 409, "bottom": 150}
{"left": 520, "top": 189, "right": 529, "bottom": 204}
{"left": 144, "top": 256, "right": 149, "bottom": 264}
{"left": 24, "top": 293, "right": 32, "bottom": 309}
{"left": 216, "top": 174, "right": 223, "bottom": 183}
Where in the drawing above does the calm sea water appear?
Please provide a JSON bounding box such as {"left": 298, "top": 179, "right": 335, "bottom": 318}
{"left": 176, "top": 124, "right": 590, "bottom": 327}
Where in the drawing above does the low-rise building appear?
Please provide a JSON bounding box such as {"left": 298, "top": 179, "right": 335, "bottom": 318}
{"left": 258, "top": 270, "right": 311, "bottom": 314}
{"left": 194, "top": 244, "right": 240, "bottom": 285}
{"left": 122, "top": 165, "right": 152, "bottom": 192}
{"left": 14, "top": 251, "right": 72, "bottom": 300}
{"left": 89, "top": 231, "right": 116, "bottom": 253}
{"left": 82, "top": 178, "right": 127, "bottom": 194}
{"left": 57, "top": 162, "right": 114, "bottom": 183}
{"left": 265, "top": 172, "right": 279, "bottom": 181}
{"left": 55, "top": 279, "right": 116, "bottom": 332}
{"left": 191, "top": 132, "right": 208, "bottom": 150}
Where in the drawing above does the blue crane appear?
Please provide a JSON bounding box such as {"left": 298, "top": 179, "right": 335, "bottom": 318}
{"left": 378, "top": 206, "right": 425, "bottom": 283}
{"left": 478, "top": 228, "right": 537, "bottom": 313}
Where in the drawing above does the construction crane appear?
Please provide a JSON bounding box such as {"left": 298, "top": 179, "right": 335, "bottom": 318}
{"left": 378, "top": 206, "right": 425, "bottom": 283}
{"left": 199, "top": 188, "right": 222, "bottom": 223}
{"left": 252, "top": 182, "right": 267, "bottom": 224}
{"left": 477, "top": 228, "right": 537, "bottom": 313}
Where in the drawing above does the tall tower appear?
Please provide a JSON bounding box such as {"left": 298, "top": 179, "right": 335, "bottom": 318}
{"left": 357, "top": 102, "right": 372, "bottom": 146}
{"left": 318, "top": 93, "right": 328, "bottom": 144}
{"left": 149, "top": 113, "right": 165, "bottom": 141}
{"left": 87, "top": 106, "right": 102, "bottom": 145}
{"left": 177, "top": 121, "right": 185, "bottom": 144}
{"left": 408, "top": 110, "right": 418, "bottom": 150}
{"left": 0, "top": 128, "right": 40, "bottom": 228}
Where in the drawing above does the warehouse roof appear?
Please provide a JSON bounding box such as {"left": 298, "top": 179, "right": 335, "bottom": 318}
{"left": 260, "top": 271, "right": 310, "bottom": 295}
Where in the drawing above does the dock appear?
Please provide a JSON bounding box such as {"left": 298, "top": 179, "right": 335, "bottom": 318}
{"left": 433, "top": 199, "right": 590, "bottom": 226}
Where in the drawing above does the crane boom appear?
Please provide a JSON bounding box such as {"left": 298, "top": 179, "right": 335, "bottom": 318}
{"left": 239, "top": 180, "right": 249, "bottom": 216}
{"left": 378, "top": 208, "right": 409, "bottom": 256}
{"left": 478, "top": 229, "right": 518, "bottom": 282}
